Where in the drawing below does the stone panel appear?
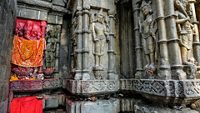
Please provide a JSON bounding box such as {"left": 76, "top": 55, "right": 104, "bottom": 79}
{"left": 52, "top": 0, "right": 66, "bottom": 7}
{"left": 17, "top": 5, "right": 48, "bottom": 20}
{"left": 10, "top": 80, "right": 43, "bottom": 91}
{"left": 66, "top": 98, "right": 120, "bottom": 113}
{"left": 43, "top": 78, "right": 63, "bottom": 89}
{"left": 87, "top": 0, "right": 115, "bottom": 10}
{"left": 44, "top": 94, "right": 65, "bottom": 108}
{"left": 48, "top": 13, "right": 63, "bottom": 24}
{"left": 64, "top": 79, "right": 119, "bottom": 95}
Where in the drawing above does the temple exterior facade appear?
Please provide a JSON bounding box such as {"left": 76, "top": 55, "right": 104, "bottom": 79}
{"left": 2, "top": 0, "right": 200, "bottom": 113}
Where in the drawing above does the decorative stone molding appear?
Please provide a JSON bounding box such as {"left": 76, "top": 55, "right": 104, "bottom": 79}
{"left": 64, "top": 79, "right": 119, "bottom": 95}
{"left": 10, "top": 78, "right": 62, "bottom": 91}
{"left": 120, "top": 79, "right": 200, "bottom": 104}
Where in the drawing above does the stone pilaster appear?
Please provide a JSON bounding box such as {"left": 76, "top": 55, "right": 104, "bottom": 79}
{"left": 108, "top": 14, "right": 118, "bottom": 80}
{"left": 132, "top": 0, "right": 143, "bottom": 78}
{"left": 74, "top": 2, "right": 83, "bottom": 80}
{"left": 155, "top": 0, "right": 171, "bottom": 79}
{"left": 190, "top": 0, "right": 200, "bottom": 66}
{"left": 164, "top": 0, "right": 186, "bottom": 80}
{"left": 81, "top": 3, "right": 90, "bottom": 80}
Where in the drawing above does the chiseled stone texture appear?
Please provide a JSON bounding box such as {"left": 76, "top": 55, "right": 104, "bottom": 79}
{"left": 120, "top": 79, "right": 200, "bottom": 104}
{"left": 66, "top": 98, "right": 120, "bottom": 113}
{"left": 0, "top": 0, "right": 16, "bottom": 113}
{"left": 64, "top": 79, "right": 119, "bottom": 95}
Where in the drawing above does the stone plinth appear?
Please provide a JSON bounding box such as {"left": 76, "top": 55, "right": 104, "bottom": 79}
{"left": 44, "top": 94, "right": 65, "bottom": 109}
{"left": 10, "top": 78, "right": 62, "bottom": 92}
{"left": 64, "top": 79, "right": 119, "bottom": 95}
{"left": 66, "top": 98, "right": 120, "bottom": 113}
{"left": 120, "top": 79, "right": 200, "bottom": 104}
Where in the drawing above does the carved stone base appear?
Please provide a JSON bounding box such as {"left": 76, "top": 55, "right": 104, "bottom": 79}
{"left": 66, "top": 97, "right": 120, "bottom": 113}
{"left": 120, "top": 79, "right": 200, "bottom": 105}
{"left": 10, "top": 78, "right": 62, "bottom": 92}
{"left": 64, "top": 79, "right": 119, "bottom": 95}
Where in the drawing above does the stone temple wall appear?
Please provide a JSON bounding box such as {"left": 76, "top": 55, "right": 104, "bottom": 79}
{"left": 0, "top": 0, "right": 16, "bottom": 113}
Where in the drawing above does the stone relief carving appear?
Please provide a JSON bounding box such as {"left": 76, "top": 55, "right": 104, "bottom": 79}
{"left": 91, "top": 8, "right": 109, "bottom": 79}
{"left": 139, "top": 0, "right": 157, "bottom": 77}
{"left": 175, "top": 0, "right": 197, "bottom": 79}
{"left": 92, "top": 8, "right": 109, "bottom": 69}
{"left": 45, "top": 25, "right": 60, "bottom": 68}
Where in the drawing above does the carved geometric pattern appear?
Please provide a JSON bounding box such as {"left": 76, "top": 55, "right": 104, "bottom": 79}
{"left": 43, "top": 78, "right": 62, "bottom": 89}
{"left": 65, "top": 79, "right": 119, "bottom": 95}
{"left": 121, "top": 79, "right": 200, "bottom": 99}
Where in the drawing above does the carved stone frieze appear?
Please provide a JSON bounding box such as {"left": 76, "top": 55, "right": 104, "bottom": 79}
{"left": 10, "top": 80, "right": 43, "bottom": 91}
{"left": 64, "top": 79, "right": 119, "bottom": 95}
{"left": 10, "top": 78, "right": 63, "bottom": 91}
{"left": 43, "top": 78, "right": 63, "bottom": 89}
{"left": 120, "top": 79, "right": 200, "bottom": 104}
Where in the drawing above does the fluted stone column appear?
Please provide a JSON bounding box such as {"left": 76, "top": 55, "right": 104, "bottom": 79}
{"left": 165, "top": 0, "right": 186, "bottom": 79}
{"left": 108, "top": 14, "right": 118, "bottom": 80}
{"left": 189, "top": 0, "right": 200, "bottom": 66}
{"left": 132, "top": 0, "right": 143, "bottom": 78}
{"left": 156, "top": 0, "right": 171, "bottom": 79}
{"left": 74, "top": 0, "right": 83, "bottom": 80}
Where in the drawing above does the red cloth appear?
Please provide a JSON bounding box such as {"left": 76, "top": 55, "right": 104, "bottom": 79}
{"left": 10, "top": 96, "right": 43, "bottom": 113}
{"left": 15, "top": 18, "right": 47, "bottom": 40}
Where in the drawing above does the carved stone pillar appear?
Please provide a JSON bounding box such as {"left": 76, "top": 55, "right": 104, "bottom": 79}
{"left": 190, "top": 0, "right": 200, "bottom": 66}
{"left": 82, "top": 5, "right": 90, "bottom": 80}
{"left": 132, "top": 0, "right": 143, "bottom": 78}
{"left": 74, "top": 6, "right": 83, "bottom": 80}
{"left": 165, "top": 0, "right": 186, "bottom": 80}
{"left": 108, "top": 14, "right": 118, "bottom": 80}
{"left": 155, "top": 0, "right": 171, "bottom": 79}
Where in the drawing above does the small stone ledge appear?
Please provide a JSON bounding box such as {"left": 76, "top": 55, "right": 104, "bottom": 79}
{"left": 120, "top": 79, "right": 200, "bottom": 104}
{"left": 66, "top": 97, "right": 120, "bottom": 113}
{"left": 64, "top": 79, "right": 120, "bottom": 95}
{"left": 10, "top": 78, "right": 62, "bottom": 92}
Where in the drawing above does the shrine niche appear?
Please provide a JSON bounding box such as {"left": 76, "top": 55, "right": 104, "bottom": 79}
{"left": 69, "top": 2, "right": 118, "bottom": 81}
{"left": 11, "top": 18, "right": 46, "bottom": 81}
{"left": 44, "top": 25, "right": 61, "bottom": 76}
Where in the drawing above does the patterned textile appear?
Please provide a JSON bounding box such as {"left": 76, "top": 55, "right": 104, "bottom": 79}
{"left": 11, "top": 36, "right": 45, "bottom": 67}
{"left": 10, "top": 96, "right": 43, "bottom": 113}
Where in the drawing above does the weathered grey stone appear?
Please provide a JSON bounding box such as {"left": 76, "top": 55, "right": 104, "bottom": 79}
{"left": 0, "top": 0, "right": 16, "bottom": 112}
{"left": 134, "top": 102, "right": 199, "bottom": 113}
{"left": 17, "top": 0, "right": 70, "bottom": 13}
{"left": 43, "top": 78, "right": 63, "bottom": 89}
{"left": 17, "top": 5, "right": 48, "bottom": 20}
{"left": 66, "top": 98, "right": 120, "bottom": 113}
{"left": 0, "top": 99, "right": 8, "bottom": 113}
{"left": 64, "top": 79, "right": 119, "bottom": 95}
{"left": 47, "top": 13, "right": 63, "bottom": 24}
{"left": 121, "top": 79, "right": 200, "bottom": 105}
{"left": 52, "top": 0, "right": 66, "bottom": 7}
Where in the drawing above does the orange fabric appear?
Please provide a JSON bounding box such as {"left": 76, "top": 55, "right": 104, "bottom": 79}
{"left": 12, "top": 36, "right": 45, "bottom": 67}
{"left": 10, "top": 96, "right": 43, "bottom": 113}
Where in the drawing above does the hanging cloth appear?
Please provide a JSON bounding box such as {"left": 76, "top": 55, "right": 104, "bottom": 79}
{"left": 10, "top": 96, "right": 43, "bottom": 113}
{"left": 11, "top": 35, "right": 45, "bottom": 67}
